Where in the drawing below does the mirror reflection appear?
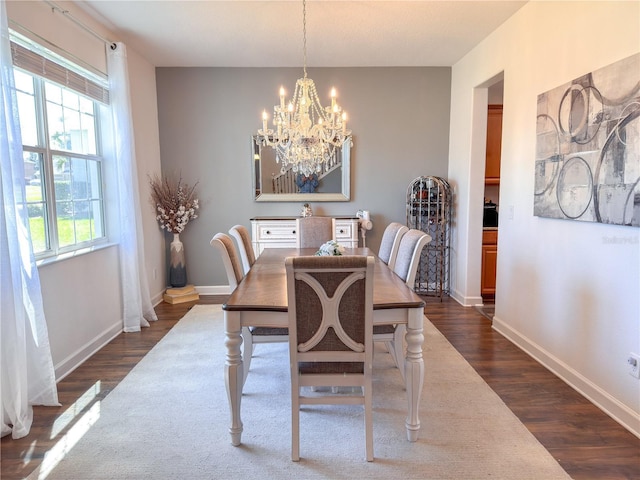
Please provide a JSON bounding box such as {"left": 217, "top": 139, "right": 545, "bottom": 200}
{"left": 252, "top": 135, "right": 351, "bottom": 202}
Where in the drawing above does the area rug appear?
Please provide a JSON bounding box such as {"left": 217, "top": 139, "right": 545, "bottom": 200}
{"left": 32, "top": 305, "right": 569, "bottom": 479}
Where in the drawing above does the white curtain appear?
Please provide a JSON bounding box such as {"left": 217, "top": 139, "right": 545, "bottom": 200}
{"left": 0, "top": 0, "right": 59, "bottom": 439}
{"left": 107, "top": 42, "right": 157, "bottom": 332}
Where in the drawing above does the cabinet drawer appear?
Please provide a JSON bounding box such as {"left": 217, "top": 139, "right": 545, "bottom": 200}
{"left": 256, "top": 222, "right": 297, "bottom": 242}
{"left": 482, "top": 229, "right": 498, "bottom": 245}
{"left": 334, "top": 222, "right": 355, "bottom": 240}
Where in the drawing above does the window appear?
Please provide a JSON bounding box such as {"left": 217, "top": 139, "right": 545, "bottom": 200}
{"left": 13, "top": 48, "right": 107, "bottom": 258}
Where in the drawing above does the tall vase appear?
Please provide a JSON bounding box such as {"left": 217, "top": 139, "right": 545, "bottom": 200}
{"left": 169, "top": 233, "right": 187, "bottom": 288}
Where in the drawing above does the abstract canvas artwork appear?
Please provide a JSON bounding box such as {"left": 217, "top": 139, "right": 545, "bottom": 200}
{"left": 534, "top": 53, "right": 639, "bottom": 227}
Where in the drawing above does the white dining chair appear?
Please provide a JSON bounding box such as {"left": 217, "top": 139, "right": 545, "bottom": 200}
{"left": 374, "top": 229, "right": 431, "bottom": 379}
{"left": 378, "top": 222, "right": 409, "bottom": 270}
{"left": 210, "top": 232, "right": 244, "bottom": 290}
{"left": 211, "top": 232, "right": 287, "bottom": 385}
{"left": 286, "top": 255, "right": 375, "bottom": 462}
{"left": 229, "top": 224, "right": 256, "bottom": 275}
{"left": 296, "top": 216, "right": 335, "bottom": 249}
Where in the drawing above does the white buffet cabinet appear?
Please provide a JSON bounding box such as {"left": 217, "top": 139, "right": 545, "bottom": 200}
{"left": 251, "top": 216, "right": 360, "bottom": 254}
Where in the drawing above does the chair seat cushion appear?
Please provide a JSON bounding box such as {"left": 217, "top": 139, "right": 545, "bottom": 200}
{"left": 299, "top": 362, "right": 364, "bottom": 374}
{"left": 249, "top": 326, "right": 289, "bottom": 336}
{"left": 373, "top": 325, "right": 395, "bottom": 335}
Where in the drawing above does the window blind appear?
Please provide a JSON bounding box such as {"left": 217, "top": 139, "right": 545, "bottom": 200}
{"left": 10, "top": 39, "right": 110, "bottom": 105}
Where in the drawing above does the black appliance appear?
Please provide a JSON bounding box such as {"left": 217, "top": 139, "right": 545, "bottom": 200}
{"left": 483, "top": 200, "right": 499, "bottom": 227}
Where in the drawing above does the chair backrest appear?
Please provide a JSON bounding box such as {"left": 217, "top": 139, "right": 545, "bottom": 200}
{"left": 229, "top": 224, "right": 256, "bottom": 275}
{"left": 210, "top": 232, "right": 244, "bottom": 289}
{"left": 286, "top": 255, "right": 374, "bottom": 372}
{"left": 378, "top": 222, "right": 409, "bottom": 269}
{"left": 296, "top": 217, "right": 335, "bottom": 249}
{"left": 393, "top": 229, "right": 432, "bottom": 288}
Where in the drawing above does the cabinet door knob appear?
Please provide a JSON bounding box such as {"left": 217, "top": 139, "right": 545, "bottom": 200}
{"left": 266, "top": 230, "right": 270, "bottom": 234}
{"left": 339, "top": 229, "right": 344, "bottom": 233}
{"left": 293, "top": 230, "right": 296, "bottom": 234}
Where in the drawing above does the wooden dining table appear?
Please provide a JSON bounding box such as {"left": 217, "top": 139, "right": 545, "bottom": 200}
{"left": 222, "top": 247, "right": 426, "bottom": 446}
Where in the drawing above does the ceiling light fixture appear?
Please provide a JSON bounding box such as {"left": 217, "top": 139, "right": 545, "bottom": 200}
{"left": 257, "top": 0, "right": 351, "bottom": 177}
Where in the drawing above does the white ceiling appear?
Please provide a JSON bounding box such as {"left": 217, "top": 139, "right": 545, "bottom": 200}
{"left": 76, "top": 0, "right": 527, "bottom": 67}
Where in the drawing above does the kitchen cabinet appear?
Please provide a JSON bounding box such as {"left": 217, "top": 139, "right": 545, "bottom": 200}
{"left": 481, "top": 229, "right": 498, "bottom": 298}
{"left": 485, "top": 105, "right": 502, "bottom": 185}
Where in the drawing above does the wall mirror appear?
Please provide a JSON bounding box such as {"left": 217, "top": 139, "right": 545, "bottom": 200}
{"left": 252, "top": 135, "right": 351, "bottom": 202}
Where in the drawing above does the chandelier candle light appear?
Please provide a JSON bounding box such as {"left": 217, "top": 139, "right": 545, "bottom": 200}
{"left": 257, "top": 0, "right": 351, "bottom": 177}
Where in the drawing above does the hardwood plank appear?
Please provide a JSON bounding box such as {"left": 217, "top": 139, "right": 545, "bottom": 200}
{"left": 0, "top": 296, "right": 225, "bottom": 480}
{"left": 425, "top": 298, "right": 640, "bottom": 480}
{"left": 2, "top": 295, "right": 638, "bottom": 480}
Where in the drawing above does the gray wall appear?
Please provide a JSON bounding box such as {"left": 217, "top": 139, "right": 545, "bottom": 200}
{"left": 156, "top": 67, "right": 451, "bottom": 287}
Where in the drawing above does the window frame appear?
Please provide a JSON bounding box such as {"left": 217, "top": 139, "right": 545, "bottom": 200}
{"left": 14, "top": 62, "right": 109, "bottom": 259}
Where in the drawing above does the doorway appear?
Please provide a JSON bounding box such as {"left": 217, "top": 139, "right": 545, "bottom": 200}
{"left": 481, "top": 79, "right": 503, "bottom": 306}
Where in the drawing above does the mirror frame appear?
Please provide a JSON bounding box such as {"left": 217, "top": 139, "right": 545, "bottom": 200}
{"left": 252, "top": 135, "right": 351, "bottom": 202}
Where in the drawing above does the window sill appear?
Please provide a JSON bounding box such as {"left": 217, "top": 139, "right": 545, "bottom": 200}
{"left": 36, "top": 242, "right": 118, "bottom": 268}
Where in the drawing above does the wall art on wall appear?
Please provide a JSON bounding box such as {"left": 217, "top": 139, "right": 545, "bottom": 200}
{"left": 534, "top": 53, "right": 639, "bottom": 227}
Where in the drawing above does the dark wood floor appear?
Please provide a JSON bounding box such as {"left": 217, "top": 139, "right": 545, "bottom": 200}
{"left": 426, "top": 298, "right": 639, "bottom": 480}
{"left": 2, "top": 296, "right": 639, "bottom": 479}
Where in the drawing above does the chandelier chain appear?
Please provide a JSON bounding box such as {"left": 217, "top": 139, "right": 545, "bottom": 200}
{"left": 302, "top": 0, "right": 307, "bottom": 78}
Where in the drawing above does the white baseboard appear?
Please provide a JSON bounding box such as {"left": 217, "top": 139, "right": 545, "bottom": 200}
{"left": 151, "top": 290, "right": 164, "bottom": 306}
{"left": 195, "top": 285, "right": 233, "bottom": 295}
{"left": 450, "top": 288, "right": 483, "bottom": 307}
{"left": 53, "top": 285, "right": 230, "bottom": 382}
{"left": 54, "top": 322, "right": 122, "bottom": 382}
{"left": 493, "top": 315, "right": 640, "bottom": 439}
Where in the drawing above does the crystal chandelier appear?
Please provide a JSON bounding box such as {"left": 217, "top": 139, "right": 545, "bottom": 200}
{"left": 257, "top": 0, "right": 351, "bottom": 177}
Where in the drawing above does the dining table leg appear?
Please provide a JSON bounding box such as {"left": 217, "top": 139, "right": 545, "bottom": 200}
{"left": 404, "top": 306, "right": 425, "bottom": 442}
{"left": 224, "top": 310, "right": 244, "bottom": 446}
